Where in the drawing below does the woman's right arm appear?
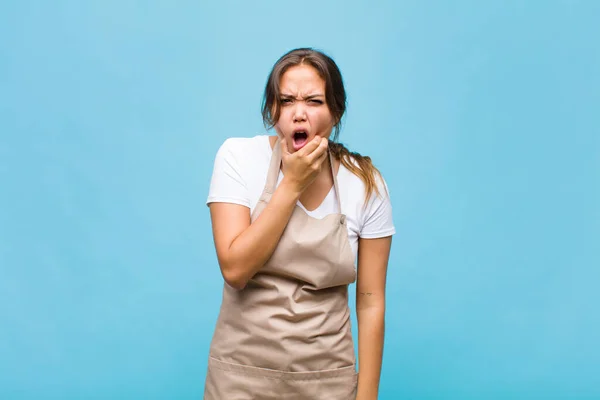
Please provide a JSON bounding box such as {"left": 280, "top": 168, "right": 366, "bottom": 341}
{"left": 209, "top": 136, "right": 328, "bottom": 290}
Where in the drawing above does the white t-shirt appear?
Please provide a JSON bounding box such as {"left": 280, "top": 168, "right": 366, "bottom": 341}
{"left": 207, "top": 135, "right": 395, "bottom": 262}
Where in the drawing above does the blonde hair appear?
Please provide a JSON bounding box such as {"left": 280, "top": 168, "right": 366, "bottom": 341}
{"left": 329, "top": 141, "right": 382, "bottom": 203}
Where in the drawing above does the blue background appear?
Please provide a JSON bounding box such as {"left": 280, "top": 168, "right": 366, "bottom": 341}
{"left": 1, "top": 1, "right": 598, "bottom": 399}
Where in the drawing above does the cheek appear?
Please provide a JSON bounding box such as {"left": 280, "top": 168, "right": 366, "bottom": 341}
{"left": 273, "top": 125, "right": 287, "bottom": 139}
{"left": 310, "top": 110, "right": 335, "bottom": 129}
{"left": 276, "top": 108, "right": 294, "bottom": 124}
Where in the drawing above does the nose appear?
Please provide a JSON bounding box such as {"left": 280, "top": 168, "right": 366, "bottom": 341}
{"left": 292, "top": 101, "right": 307, "bottom": 122}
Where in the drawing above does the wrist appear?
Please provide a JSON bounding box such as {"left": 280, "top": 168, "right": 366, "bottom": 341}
{"left": 279, "top": 177, "right": 303, "bottom": 199}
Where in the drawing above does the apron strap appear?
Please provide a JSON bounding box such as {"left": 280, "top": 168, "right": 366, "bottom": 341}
{"left": 329, "top": 147, "right": 343, "bottom": 214}
{"left": 265, "top": 137, "right": 343, "bottom": 214}
{"left": 264, "top": 137, "right": 282, "bottom": 195}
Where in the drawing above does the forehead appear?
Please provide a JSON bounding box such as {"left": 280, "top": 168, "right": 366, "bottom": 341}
{"left": 280, "top": 64, "right": 325, "bottom": 93}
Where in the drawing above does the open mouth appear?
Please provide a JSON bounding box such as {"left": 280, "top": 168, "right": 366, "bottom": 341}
{"left": 292, "top": 131, "right": 309, "bottom": 151}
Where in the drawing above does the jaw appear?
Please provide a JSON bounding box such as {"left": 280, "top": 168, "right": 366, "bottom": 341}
{"left": 275, "top": 122, "right": 332, "bottom": 152}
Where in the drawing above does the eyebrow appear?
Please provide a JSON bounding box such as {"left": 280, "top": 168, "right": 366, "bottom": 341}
{"left": 280, "top": 93, "right": 325, "bottom": 99}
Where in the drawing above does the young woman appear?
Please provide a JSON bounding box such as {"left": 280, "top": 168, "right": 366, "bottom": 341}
{"left": 203, "top": 48, "right": 395, "bottom": 399}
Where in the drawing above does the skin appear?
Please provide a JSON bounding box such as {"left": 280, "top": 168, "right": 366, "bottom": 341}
{"left": 355, "top": 236, "right": 391, "bottom": 400}
{"left": 274, "top": 64, "right": 339, "bottom": 211}
{"left": 209, "top": 64, "right": 391, "bottom": 400}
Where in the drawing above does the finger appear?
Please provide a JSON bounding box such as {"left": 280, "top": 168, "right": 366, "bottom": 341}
{"left": 297, "top": 136, "right": 322, "bottom": 157}
{"left": 307, "top": 137, "right": 329, "bottom": 162}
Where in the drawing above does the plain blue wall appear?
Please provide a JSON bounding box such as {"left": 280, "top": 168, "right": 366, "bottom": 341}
{"left": 1, "top": 1, "right": 598, "bottom": 399}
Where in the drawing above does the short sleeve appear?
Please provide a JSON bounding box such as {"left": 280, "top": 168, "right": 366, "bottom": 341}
{"left": 206, "top": 139, "right": 250, "bottom": 208}
{"left": 359, "top": 175, "right": 396, "bottom": 239}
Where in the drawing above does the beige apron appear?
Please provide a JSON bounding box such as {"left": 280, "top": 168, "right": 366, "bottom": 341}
{"left": 204, "top": 138, "right": 358, "bottom": 399}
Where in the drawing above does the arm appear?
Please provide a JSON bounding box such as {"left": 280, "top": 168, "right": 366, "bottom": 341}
{"left": 210, "top": 137, "right": 329, "bottom": 290}
{"left": 355, "top": 236, "right": 392, "bottom": 400}
{"left": 209, "top": 180, "right": 300, "bottom": 290}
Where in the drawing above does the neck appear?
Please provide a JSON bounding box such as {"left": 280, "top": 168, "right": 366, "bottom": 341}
{"left": 315, "top": 152, "right": 334, "bottom": 183}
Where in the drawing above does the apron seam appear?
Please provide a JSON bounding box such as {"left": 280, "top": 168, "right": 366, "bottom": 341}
{"left": 209, "top": 357, "right": 357, "bottom": 381}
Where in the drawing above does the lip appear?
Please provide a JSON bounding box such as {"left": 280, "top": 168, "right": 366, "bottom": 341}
{"left": 291, "top": 127, "right": 310, "bottom": 151}
{"left": 292, "top": 127, "right": 309, "bottom": 135}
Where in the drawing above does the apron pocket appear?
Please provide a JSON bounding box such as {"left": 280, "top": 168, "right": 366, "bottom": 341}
{"left": 205, "top": 357, "right": 357, "bottom": 400}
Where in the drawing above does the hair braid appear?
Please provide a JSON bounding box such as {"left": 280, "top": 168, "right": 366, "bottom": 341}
{"left": 328, "top": 141, "right": 382, "bottom": 203}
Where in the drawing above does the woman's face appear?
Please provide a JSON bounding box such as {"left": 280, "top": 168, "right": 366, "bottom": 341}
{"left": 274, "top": 64, "right": 335, "bottom": 153}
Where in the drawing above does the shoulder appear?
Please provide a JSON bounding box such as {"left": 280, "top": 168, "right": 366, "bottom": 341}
{"left": 207, "top": 135, "right": 272, "bottom": 207}
{"left": 337, "top": 158, "right": 395, "bottom": 237}
{"left": 337, "top": 157, "right": 390, "bottom": 201}
{"left": 213, "top": 135, "right": 272, "bottom": 170}
{"left": 216, "top": 135, "right": 270, "bottom": 157}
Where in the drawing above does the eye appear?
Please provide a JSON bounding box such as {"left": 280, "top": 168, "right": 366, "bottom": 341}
{"left": 309, "top": 99, "right": 324, "bottom": 105}
{"left": 280, "top": 98, "right": 293, "bottom": 104}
